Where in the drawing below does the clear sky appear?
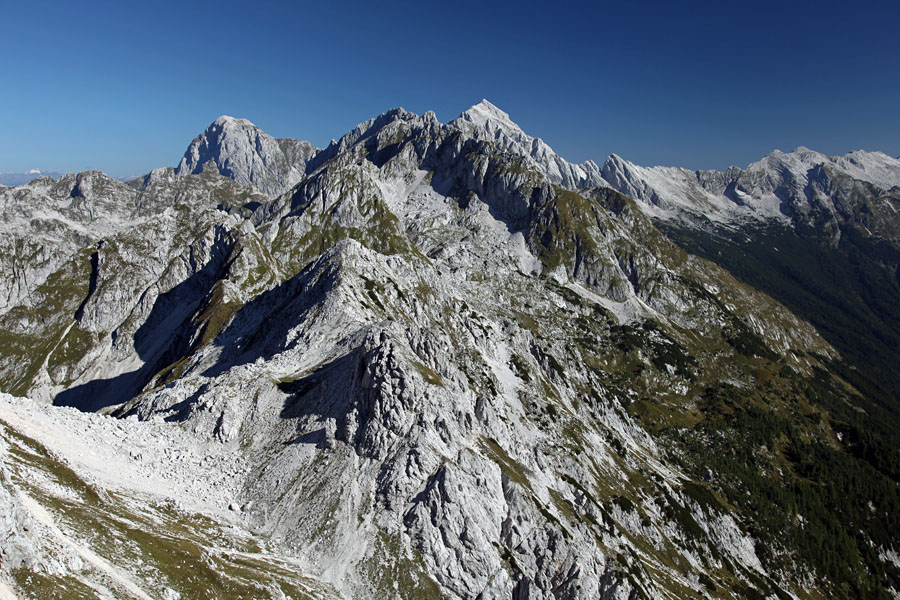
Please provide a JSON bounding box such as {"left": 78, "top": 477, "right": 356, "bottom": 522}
{"left": 2, "top": 0, "right": 898, "bottom": 177}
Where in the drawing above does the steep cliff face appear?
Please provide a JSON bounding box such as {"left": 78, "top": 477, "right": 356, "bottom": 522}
{"left": 1, "top": 103, "right": 898, "bottom": 599}
{"left": 450, "top": 100, "right": 607, "bottom": 191}
{"left": 175, "top": 115, "right": 319, "bottom": 199}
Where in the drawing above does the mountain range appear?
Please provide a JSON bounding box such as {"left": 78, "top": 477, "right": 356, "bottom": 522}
{"left": 0, "top": 170, "right": 62, "bottom": 187}
{"left": 0, "top": 100, "right": 898, "bottom": 599}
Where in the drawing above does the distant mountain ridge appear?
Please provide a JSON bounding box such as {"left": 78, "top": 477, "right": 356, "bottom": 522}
{"left": 601, "top": 146, "right": 900, "bottom": 229}
{"left": 0, "top": 169, "right": 61, "bottom": 186}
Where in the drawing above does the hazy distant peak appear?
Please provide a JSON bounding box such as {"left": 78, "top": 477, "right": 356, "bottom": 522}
{"left": 0, "top": 170, "right": 63, "bottom": 187}
{"left": 747, "top": 146, "right": 900, "bottom": 190}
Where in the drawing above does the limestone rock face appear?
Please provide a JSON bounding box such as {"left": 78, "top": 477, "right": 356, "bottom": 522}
{"left": 0, "top": 464, "right": 42, "bottom": 572}
{"left": 0, "top": 102, "right": 897, "bottom": 599}
{"left": 176, "top": 115, "right": 319, "bottom": 198}
{"left": 451, "top": 100, "right": 608, "bottom": 191}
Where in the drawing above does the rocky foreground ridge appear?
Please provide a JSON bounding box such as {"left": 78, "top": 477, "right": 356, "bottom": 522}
{"left": 1, "top": 101, "right": 898, "bottom": 599}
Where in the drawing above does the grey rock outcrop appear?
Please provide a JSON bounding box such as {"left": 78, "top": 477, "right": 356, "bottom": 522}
{"left": 175, "top": 115, "right": 319, "bottom": 198}
{"left": 0, "top": 464, "right": 41, "bottom": 572}
{"left": 451, "top": 100, "right": 607, "bottom": 191}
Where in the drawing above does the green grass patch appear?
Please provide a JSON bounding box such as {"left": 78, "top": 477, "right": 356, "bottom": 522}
{"left": 479, "top": 436, "right": 532, "bottom": 489}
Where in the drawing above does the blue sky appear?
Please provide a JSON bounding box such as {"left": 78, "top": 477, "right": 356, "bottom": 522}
{"left": 2, "top": 0, "right": 898, "bottom": 177}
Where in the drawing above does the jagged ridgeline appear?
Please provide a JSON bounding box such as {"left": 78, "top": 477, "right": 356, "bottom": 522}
{"left": 0, "top": 101, "right": 898, "bottom": 599}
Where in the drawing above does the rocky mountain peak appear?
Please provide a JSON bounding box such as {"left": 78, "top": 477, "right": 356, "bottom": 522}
{"left": 449, "top": 100, "right": 607, "bottom": 190}
{"left": 454, "top": 99, "right": 526, "bottom": 139}
{"left": 603, "top": 153, "right": 628, "bottom": 168}
{"left": 210, "top": 114, "right": 253, "bottom": 130}
{"left": 744, "top": 146, "right": 900, "bottom": 193}
{"left": 300, "top": 107, "right": 452, "bottom": 180}
{"left": 747, "top": 146, "right": 828, "bottom": 178}
{"left": 175, "top": 115, "right": 318, "bottom": 199}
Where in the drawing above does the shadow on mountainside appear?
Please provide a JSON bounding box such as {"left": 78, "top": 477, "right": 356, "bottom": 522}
{"left": 55, "top": 129, "right": 549, "bottom": 414}
{"left": 198, "top": 255, "right": 339, "bottom": 380}
{"left": 53, "top": 232, "right": 235, "bottom": 412}
{"left": 276, "top": 351, "right": 364, "bottom": 448}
